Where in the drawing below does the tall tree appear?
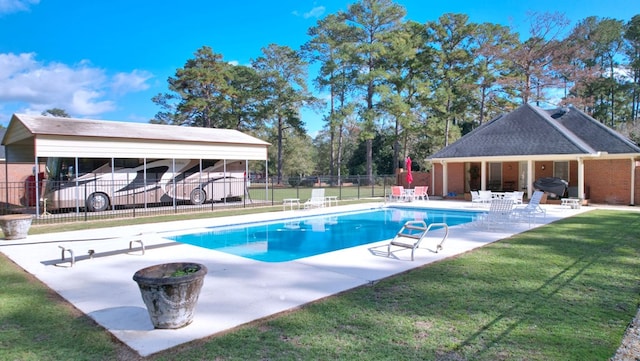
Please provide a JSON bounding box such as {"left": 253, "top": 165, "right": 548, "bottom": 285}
{"left": 426, "top": 13, "right": 477, "bottom": 146}
{"left": 252, "top": 44, "right": 318, "bottom": 184}
{"left": 506, "top": 12, "right": 569, "bottom": 105}
{"left": 624, "top": 15, "right": 640, "bottom": 122}
{"left": 152, "top": 46, "right": 263, "bottom": 131}
{"left": 225, "top": 65, "right": 265, "bottom": 131}
{"left": 556, "top": 16, "right": 599, "bottom": 111}
{"left": 343, "top": 0, "right": 406, "bottom": 182}
{"left": 303, "top": 13, "right": 359, "bottom": 183}
{"left": 592, "top": 18, "right": 626, "bottom": 126}
{"left": 152, "top": 46, "right": 234, "bottom": 128}
{"left": 472, "top": 23, "right": 519, "bottom": 125}
{"left": 378, "top": 20, "right": 430, "bottom": 173}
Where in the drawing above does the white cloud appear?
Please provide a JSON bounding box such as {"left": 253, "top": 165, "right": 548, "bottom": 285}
{"left": 0, "top": 52, "right": 153, "bottom": 116}
{"left": 111, "top": 70, "right": 153, "bottom": 95}
{"left": 0, "top": 0, "right": 39, "bottom": 15}
{"left": 71, "top": 90, "right": 114, "bottom": 115}
{"left": 303, "top": 6, "right": 325, "bottom": 19}
{"left": 293, "top": 6, "right": 325, "bottom": 19}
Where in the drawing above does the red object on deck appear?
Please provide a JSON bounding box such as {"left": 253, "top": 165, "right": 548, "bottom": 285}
{"left": 25, "top": 172, "right": 45, "bottom": 206}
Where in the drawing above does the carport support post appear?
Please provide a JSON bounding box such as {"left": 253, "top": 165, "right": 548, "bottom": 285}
{"left": 34, "top": 156, "right": 40, "bottom": 216}
{"left": 223, "top": 160, "right": 227, "bottom": 205}
{"left": 111, "top": 158, "right": 116, "bottom": 211}
{"left": 74, "top": 157, "right": 80, "bottom": 215}
{"left": 243, "top": 160, "right": 248, "bottom": 208}
{"left": 265, "top": 159, "right": 270, "bottom": 205}
{"left": 172, "top": 159, "right": 177, "bottom": 212}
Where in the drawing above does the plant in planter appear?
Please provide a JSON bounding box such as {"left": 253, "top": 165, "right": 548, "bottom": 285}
{"left": 133, "top": 262, "right": 207, "bottom": 329}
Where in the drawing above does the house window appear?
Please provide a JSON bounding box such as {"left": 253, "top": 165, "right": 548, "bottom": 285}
{"left": 554, "top": 161, "right": 569, "bottom": 181}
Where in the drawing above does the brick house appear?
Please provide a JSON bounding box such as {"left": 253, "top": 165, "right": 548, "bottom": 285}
{"left": 427, "top": 104, "right": 640, "bottom": 205}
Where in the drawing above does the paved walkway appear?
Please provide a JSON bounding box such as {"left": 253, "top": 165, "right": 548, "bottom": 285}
{"left": 0, "top": 201, "right": 589, "bottom": 357}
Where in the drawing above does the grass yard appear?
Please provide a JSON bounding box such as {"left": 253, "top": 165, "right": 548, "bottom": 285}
{"left": 1, "top": 209, "right": 639, "bottom": 360}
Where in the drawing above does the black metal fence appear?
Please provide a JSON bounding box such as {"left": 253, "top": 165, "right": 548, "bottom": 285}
{"left": 0, "top": 175, "right": 396, "bottom": 225}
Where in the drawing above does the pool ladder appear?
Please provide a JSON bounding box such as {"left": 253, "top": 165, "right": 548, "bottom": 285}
{"left": 387, "top": 221, "right": 449, "bottom": 261}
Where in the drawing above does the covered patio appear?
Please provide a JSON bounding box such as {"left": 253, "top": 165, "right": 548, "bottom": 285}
{"left": 428, "top": 104, "right": 640, "bottom": 205}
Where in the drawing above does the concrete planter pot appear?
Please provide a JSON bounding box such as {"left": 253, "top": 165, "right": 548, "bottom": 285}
{"left": 0, "top": 214, "right": 34, "bottom": 240}
{"left": 133, "top": 262, "right": 207, "bottom": 329}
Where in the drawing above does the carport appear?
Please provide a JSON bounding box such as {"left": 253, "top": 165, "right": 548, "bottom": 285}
{"left": 1, "top": 114, "right": 270, "bottom": 216}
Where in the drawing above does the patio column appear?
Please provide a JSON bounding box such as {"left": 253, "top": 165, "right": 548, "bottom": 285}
{"left": 630, "top": 158, "right": 636, "bottom": 206}
{"left": 577, "top": 158, "right": 585, "bottom": 201}
{"left": 440, "top": 160, "right": 448, "bottom": 197}
{"left": 480, "top": 161, "right": 487, "bottom": 191}
{"left": 526, "top": 160, "right": 534, "bottom": 199}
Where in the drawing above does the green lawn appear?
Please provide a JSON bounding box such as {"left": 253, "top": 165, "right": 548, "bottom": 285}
{"left": 1, "top": 209, "right": 639, "bottom": 360}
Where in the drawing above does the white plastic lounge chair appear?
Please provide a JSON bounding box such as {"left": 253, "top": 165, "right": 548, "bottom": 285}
{"left": 513, "top": 190, "right": 546, "bottom": 226}
{"left": 303, "top": 188, "right": 325, "bottom": 209}
{"left": 387, "top": 220, "right": 449, "bottom": 261}
{"left": 511, "top": 191, "right": 524, "bottom": 204}
{"left": 413, "top": 186, "right": 429, "bottom": 201}
{"left": 471, "top": 190, "right": 492, "bottom": 206}
{"left": 503, "top": 191, "right": 524, "bottom": 204}
{"left": 478, "top": 198, "right": 514, "bottom": 229}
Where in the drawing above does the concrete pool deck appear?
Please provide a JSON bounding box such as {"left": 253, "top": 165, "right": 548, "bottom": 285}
{"left": 0, "top": 200, "right": 590, "bottom": 357}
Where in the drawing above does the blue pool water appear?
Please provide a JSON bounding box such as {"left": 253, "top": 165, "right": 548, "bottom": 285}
{"left": 169, "top": 207, "right": 480, "bottom": 262}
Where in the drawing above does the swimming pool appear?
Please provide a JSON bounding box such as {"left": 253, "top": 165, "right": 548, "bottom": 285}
{"left": 169, "top": 207, "right": 480, "bottom": 262}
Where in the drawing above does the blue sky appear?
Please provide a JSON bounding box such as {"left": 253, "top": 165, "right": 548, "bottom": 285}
{"left": 0, "top": 0, "right": 638, "bottom": 135}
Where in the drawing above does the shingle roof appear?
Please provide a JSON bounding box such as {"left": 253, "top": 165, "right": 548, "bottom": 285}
{"left": 552, "top": 108, "right": 640, "bottom": 154}
{"left": 430, "top": 104, "right": 640, "bottom": 159}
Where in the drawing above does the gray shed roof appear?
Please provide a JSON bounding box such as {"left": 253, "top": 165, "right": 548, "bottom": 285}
{"left": 430, "top": 104, "right": 640, "bottom": 160}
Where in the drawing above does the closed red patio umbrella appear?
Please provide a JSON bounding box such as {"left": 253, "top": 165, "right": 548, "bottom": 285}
{"left": 405, "top": 156, "right": 413, "bottom": 188}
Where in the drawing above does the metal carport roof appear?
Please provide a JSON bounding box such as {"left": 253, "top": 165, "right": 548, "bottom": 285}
{"left": 2, "top": 114, "right": 270, "bottom": 162}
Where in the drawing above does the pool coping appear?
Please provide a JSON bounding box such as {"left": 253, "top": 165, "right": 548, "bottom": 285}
{"left": 0, "top": 200, "right": 585, "bottom": 357}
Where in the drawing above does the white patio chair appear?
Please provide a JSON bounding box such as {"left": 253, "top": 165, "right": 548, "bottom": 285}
{"left": 303, "top": 188, "right": 325, "bottom": 209}
{"left": 503, "top": 191, "right": 524, "bottom": 204}
{"left": 471, "top": 190, "right": 492, "bottom": 207}
{"left": 478, "top": 198, "right": 514, "bottom": 229}
{"left": 513, "top": 190, "right": 546, "bottom": 227}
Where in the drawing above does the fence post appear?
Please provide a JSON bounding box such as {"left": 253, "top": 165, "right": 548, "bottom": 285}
{"left": 371, "top": 176, "right": 375, "bottom": 197}
{"left": 383, "top": 176, "right": 387, "bottom": 199}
